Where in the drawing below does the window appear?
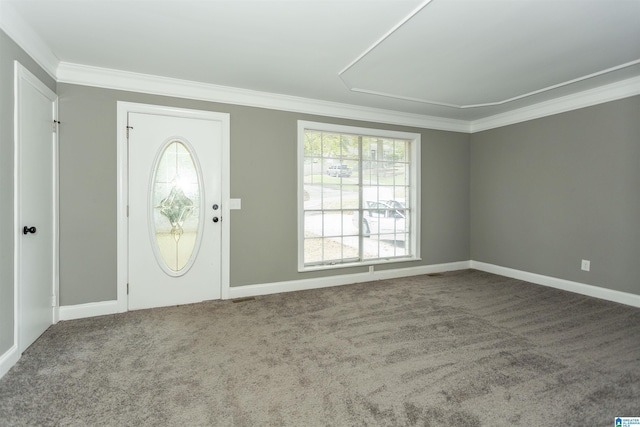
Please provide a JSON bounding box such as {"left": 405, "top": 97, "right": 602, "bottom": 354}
{"left": 298, "top": 121, "right": 420, "bottom": 271}
{"left": 150, "top": 139, "right": 203, "bottom": 276}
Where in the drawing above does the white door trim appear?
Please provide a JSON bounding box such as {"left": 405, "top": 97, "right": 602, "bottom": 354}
{"left": 13, "top": 61, "right": 59, "bottom": 352}
{"left": 116, "top": 102, "right": 231, "bottom": 312}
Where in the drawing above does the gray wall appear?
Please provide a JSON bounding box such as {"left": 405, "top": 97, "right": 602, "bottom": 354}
{"left": 471, "top": 96, "right": 640, "bottom": 295}
{"left": 57, "top": 83, "right": 471, "bottom": 305}
{"left": 0, "top": 30, "right": 56, "bottom": 355}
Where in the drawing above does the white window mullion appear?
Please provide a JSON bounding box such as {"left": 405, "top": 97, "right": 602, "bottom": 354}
{"left": 358, "top": 135, "right": 363, "bottom": 262}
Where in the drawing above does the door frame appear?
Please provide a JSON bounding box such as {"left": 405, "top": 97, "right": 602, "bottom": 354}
{"left": 116, "top": 102, "right": 231, "bottom": 312}
{"left": 13, "top": 61, "right": 59, "bottom": 352}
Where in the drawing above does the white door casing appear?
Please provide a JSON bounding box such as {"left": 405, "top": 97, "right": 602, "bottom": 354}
{"left": 119, "top": 103, "right": 230, "bottom": 310}
{"left": 14, "top": 61, "right": 58, "bottom": 353}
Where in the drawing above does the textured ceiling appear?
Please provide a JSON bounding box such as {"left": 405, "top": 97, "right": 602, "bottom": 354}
{"left": 3, "top": 0, "right": 640, "bottom": 121}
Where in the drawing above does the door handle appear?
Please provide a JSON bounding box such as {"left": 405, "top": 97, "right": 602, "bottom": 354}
{"left": 23, "top": 226, "right": 36, "bottom": 235}
{"left": 212, "top": 217, "right": 219, "bottom": 223}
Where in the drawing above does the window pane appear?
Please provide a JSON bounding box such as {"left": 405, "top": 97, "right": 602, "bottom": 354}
{"left": 362, "top": 186, "right": 379, "bottom": 205}
{"left": 365, "top": 137, "right": 383, "bottom": 162}
{"left": 341, "top": 134, "right": 359, "bottom": 159}
{"left": 341, "top": 211, "right": 359, "bottom": 236}
{"left": 321, "top": 237, "right": 346, "bottom": 263}
{"left": 303, "top": 158, "right": 323, "bottom": 185}
{"left": 393, "top": 163, "right": 409, "bottom": 186}
{"left": 362, "top": 137, "right": 375, "bottom": 161}
{"left": 362, "top": 236, "right": 383, "bottom": 260}
{"left": 322, "top": 211, "right": 343, "bottom": 237}
{"left": 304, "top": 211, "right": 322, "bottom": 238}
{"left": 304, "top": 238, "right": 323, "bottom": 264}
{"left": 322, "top": 132, "right": 341, "bottom": 158}
{"left": 382, "top": 138, "right": 396, "bottom": 162}
{"left": 304, "top": 131, "right": 322, "bottom": 157}
{"left": 341, "top": 185, "right": 359, "bottom": 210}
{"left": 361, "top": 163, "right": 377, "bottom": 186}
{"left": 393, "top": 187, "right": 409, "bottom": 207}
{"left": 325, "top": 161, "right": 355, "bottom": 182}
{"left": 303, "top": 184, "right": 322, "bottom": 210}
{"left": 152, "top": 140, "right": 201, "bottom": 274}
{"left": 341, "top": 236, "right": 360, "bottom": 260}
{"left": 393, "top": 140, "right": 408, "bottom": 162}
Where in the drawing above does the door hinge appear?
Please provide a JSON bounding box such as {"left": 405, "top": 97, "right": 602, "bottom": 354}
{"left": 53, "top": 120, "right": 60, "bottom": 132}
{"left": 126, "top": 205, "right": 129, "bottom": 217}
{"left": 127, "top": 283, "right": 129, "bottom": 295}
{"left": 126, "top": 125, "right": 133, "bottom": 139}
{"left": 51, "top": 295, "right": 56, "bottom": 307}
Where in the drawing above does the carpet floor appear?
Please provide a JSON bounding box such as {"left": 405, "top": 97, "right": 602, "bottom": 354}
{"left": 0, "top": 269, "right": 639, "bottom": 426}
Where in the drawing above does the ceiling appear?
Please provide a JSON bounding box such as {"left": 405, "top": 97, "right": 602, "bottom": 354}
{"left": 3, "top": 0, "right": 640, "bottom": 124}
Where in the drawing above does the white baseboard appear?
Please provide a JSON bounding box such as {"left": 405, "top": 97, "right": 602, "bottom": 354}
{"left": 0, "top": 344, "right": 19, "bottom": 380}
{"left": 53, "top": 261, "right": 640, "bottom": 318}
{"left": 57, "top": 262, "right": 470, "bottom": 319}
{"left": 228, "top": 261, "right": 471, "bottom": 299}
{"left": 58, "top": 300, "right": 120, "bottom": 321}
{"left": 471, "top": 261, "right": 640, "bottom": 308}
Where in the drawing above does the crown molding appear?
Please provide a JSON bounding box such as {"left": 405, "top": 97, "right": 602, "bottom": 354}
{"left": 56, "top": 62, "right": 470, "bottom": 133}
{"left": 469, "top": 75, "right": 640, "bottom": 132}
{"left": 52, "top": 61, "right": 640, "bottom": 134}
{"left": 0, "top": 2, "right": 58, "bottom": 79}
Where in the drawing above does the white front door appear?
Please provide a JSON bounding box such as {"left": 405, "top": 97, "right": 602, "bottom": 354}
{"left": 128, "top": 110, "right": 224, "bottom": 310}
{"left": 15, "top": 62, "right": 58, "bottom": 352}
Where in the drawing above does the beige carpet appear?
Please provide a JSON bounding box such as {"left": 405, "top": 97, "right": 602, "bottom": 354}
{"left": 1, "top": 269, "right": 639, "bottom": 426}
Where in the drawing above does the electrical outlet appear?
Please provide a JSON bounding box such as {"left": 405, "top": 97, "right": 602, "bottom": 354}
{"left": 581, "top": 259, "right": 591, "bottom": 272}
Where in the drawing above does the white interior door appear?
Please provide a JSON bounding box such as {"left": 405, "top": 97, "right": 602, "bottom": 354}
{"left": 128, "top": 111, "right": 222, "bottom": 310}
{"left": 15, "top": 62, "right": 57, "bottom": 352}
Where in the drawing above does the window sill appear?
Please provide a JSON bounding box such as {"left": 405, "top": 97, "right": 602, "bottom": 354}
{"left": 299, "top": 256, "right": 421, "bottom": 273}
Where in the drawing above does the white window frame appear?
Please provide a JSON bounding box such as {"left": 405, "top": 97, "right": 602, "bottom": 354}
{"left": 297, "top": 120, "right": 421, "bottom": 272}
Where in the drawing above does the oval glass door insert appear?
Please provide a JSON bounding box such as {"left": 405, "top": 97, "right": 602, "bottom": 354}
{"left": 149, "top": 139, "right": 204, "bottom": 275}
